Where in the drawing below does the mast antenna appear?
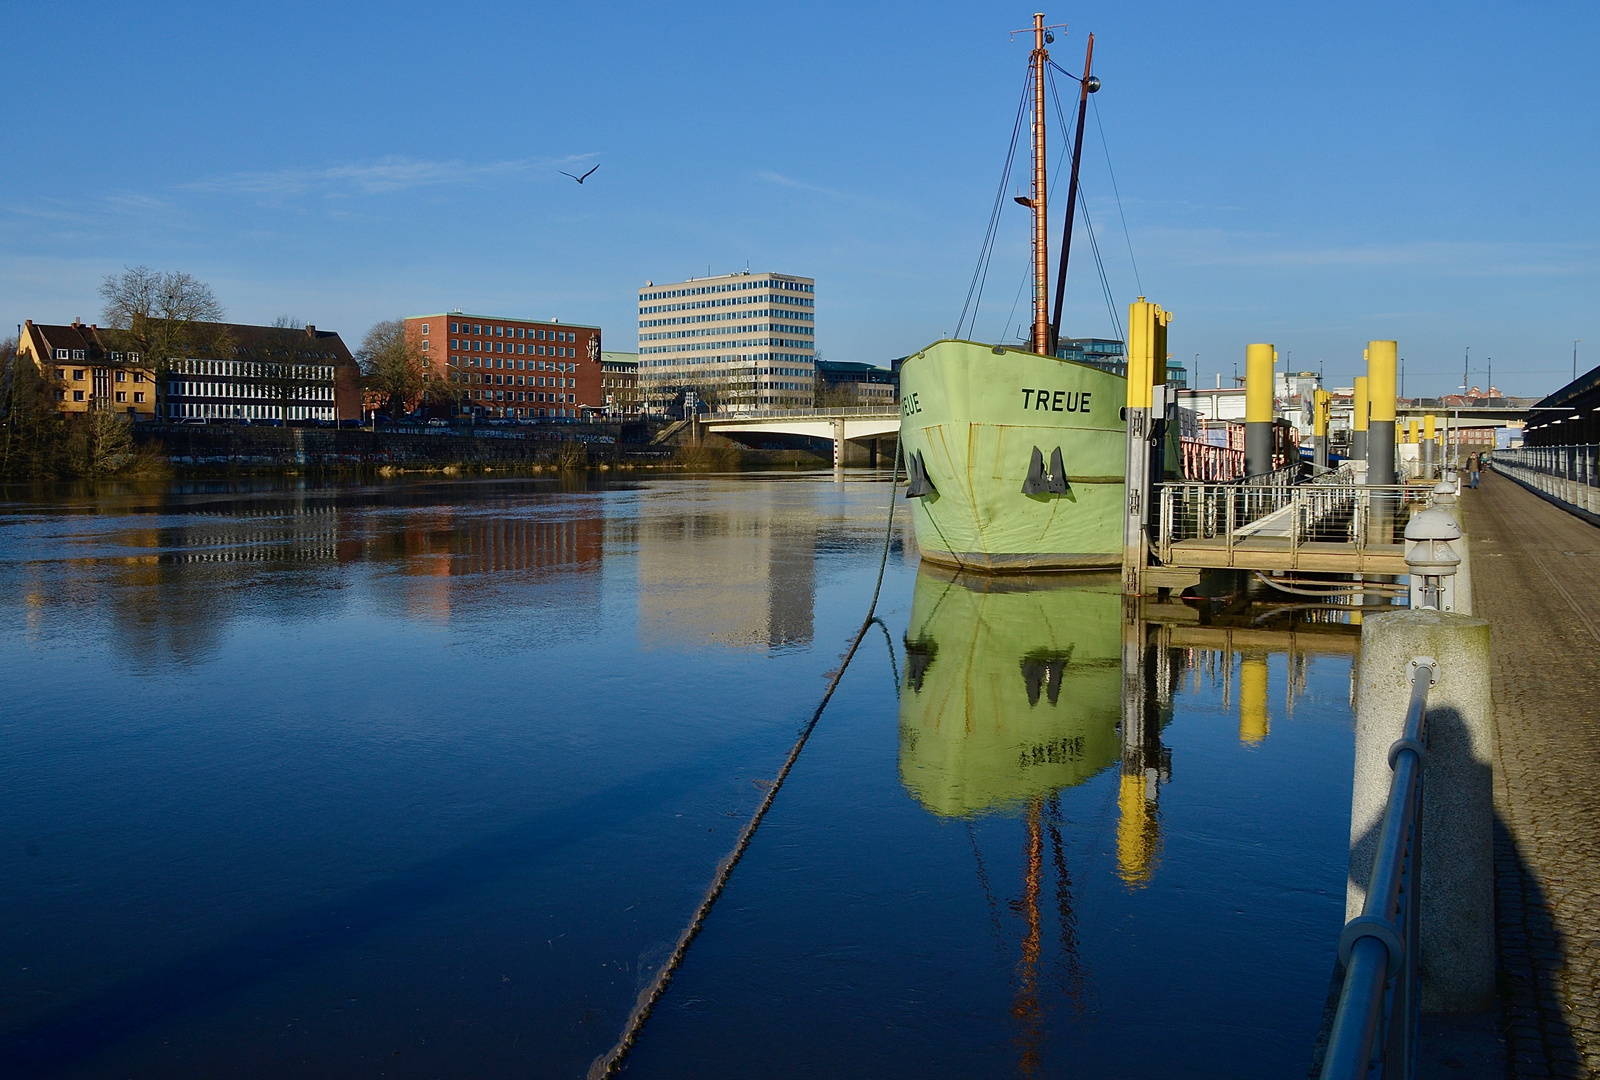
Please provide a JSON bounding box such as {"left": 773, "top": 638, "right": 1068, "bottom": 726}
{"left": 1013, "top": 14, "right": 1066, "bottom": 356}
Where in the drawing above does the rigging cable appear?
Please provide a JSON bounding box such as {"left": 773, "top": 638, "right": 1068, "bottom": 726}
{"left": 956, "top": 67, "right": 1033, "bottom": 341}
{"left": 1092, "top": 94, "right": 1143, "bottom": 297}
{"left": 587, "top": 446, "right": 905, "bottom": 1079}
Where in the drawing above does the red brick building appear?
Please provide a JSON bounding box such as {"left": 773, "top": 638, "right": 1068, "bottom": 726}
{"left": 404, "top": 312, "right": 602, "bottom": 420}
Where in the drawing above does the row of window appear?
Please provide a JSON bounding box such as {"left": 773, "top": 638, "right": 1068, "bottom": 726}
{"left": 640, "top": 279, "right": 813, "bottom": 302}
{"left": 55, "top": 389, "right": 146, "bottom": 404}
{"left": 57, "top": 368, "right": 149, "bottom": 384}
{"left": 641, "top": 323, "right": 815, "bottom": 342}
{"left": 169, "top": 381, "right": 333, "bottom": 401}
{"left": 53, "top": 347, "right": 143, "bottom": 363}
{"left": 450, "top": 339, "right": 575, "bottom": 356}
{"left": 170, "top": 403, "right": 335, "bottom": 420}
{"left": 171, "top": 358, "right": 336, "bottom": 381}
{"left": 641, "top": 310, "right": 816, "bottom": 329}
{"left": 641, "top": 354, "right": 813, "bottom": 368}
{"left": 641, "top": 337, "right": 816, "bottom": 355}
{"left": 470, "top": 389, "right": 574, "bottom": 404}
{"left": 452, "top": 372, "right": 574, "bottom": 388}
{"left": 639, "top": 293, "right": 816, "bottom": 316}
{"left": 452, "top": 356, "right": 575, "bottom": 372}
{"left": 445, "top": 322, "right": 577, "bottom": 342}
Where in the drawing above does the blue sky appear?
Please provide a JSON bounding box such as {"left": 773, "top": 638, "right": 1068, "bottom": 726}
{"left": 4, "top": 0, "right": 1597, "bottom": 396}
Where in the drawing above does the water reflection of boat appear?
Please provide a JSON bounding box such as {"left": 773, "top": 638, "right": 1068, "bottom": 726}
{"left": 898, "top": 566, "right": 1122, "bottom": 816}
{"left": 898, "top": 565, "right": 1175, "bottom": 1073}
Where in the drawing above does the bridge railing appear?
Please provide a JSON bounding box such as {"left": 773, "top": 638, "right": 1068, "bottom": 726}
{"left": 705, "top": 406, "right": 901, "bottom": 421}
{"left": 1492, "top": 444, "right": 1597, "bottom": 485}
{"left": 1318, "top": 657, "right": 1436, "bottom": 1080}
{"left": 1156, "top": 481, "right": 1434, "bottom": 561}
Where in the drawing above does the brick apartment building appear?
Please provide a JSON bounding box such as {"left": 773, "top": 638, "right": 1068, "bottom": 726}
{"left": 405, "top": 312, "right": 601, "bottom": 420}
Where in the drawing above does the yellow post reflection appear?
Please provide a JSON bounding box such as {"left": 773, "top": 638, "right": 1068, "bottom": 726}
{"left": 1239, "top": 653, "right": 1270, "bottom": 745}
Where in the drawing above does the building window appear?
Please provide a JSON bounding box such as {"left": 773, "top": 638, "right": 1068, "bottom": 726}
{"left": 421, "top": 324, "right": 429, "bottom": 334}
{"left": 73, "top": 350, "right": 86, "bottom": 360}
{"left": 450, "top": 322, "right": 459, "bottom": 333}
{"left": 73, "top": 370, "right": 85, "bottom": 380}
{"left": 73, "top": 390, "right": 85, "bottom": 401}
{"left": 134, "top": 392, "right": 145, "bottom": 403}
{"left": 116, "top": 391, "right": 127, "bottom": 402}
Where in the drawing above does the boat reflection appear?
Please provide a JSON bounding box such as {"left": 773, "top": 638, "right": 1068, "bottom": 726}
{"left": 899, "top": 566, "right": 1178, "bottom": 1073}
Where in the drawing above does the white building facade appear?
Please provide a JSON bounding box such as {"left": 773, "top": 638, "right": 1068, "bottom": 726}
{"left": 637, "top": 271, "right": 815, "bottom": 413}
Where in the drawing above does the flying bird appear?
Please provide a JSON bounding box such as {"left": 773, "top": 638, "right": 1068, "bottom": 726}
{"left": 559, "top": 164, "right": 599, "bottom": 184}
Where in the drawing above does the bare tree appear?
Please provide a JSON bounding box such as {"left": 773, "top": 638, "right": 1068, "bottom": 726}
{"left": 100, "top": 267, "right": 227, "bottom": 421}
{"left": 358, "top": 320, "right": 426, "bottom": 420}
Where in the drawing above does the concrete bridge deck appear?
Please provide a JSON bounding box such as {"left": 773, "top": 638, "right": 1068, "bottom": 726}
{"left": 1465, "top": 470, "right": 1600, "bottom": 1078}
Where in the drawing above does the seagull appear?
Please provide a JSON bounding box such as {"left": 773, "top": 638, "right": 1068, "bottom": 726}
{"left": 559, "top": 164, "right": 599, "bottom": 184}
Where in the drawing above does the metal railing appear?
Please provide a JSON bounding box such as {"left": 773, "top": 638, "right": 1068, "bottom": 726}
{"left": 705, "top": 405, "right": 901, "bottom": 421}
{"left": 1320, "top": 657, "right": 1437, "bottom": 1080}
{"left": 1493, "top": 444, "right": 1597, "bottom": 486}
{"left": 1156, "top": 481, "right": 1435, "bottom": 562}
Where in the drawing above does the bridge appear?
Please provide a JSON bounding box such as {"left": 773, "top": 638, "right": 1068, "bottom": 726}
{"left": 701, "top": 406, "right": 901, "bottom": 466}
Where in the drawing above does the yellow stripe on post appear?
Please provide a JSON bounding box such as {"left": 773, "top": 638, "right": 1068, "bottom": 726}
{"left": 1125, "top": 298, "right": 1171, "bottom": 410}
{"left": 1313, "top": 389, "right": 1329, "bottom": 437}
{"left": 1368, "top": 340, "right": 1397, "bottom": 423}
{"left": 1407, "top": 419, "right": 1419, "bottom": 443}
{"left": 1424, "top": 415, "right": 1436, "bottom": 440}
{"left": 1245, "top": 344, "right": 1274, "bottom": 423}
{"left": 1353, "top": 377, "right": 1369, "bottom": 432}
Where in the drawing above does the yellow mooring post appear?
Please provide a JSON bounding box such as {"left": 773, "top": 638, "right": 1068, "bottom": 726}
{"left": 1123, "top": 298, "right": 1170, "bottom": 595}
{"left": 1245, "top": 343, "right": 1275, "bottom": 477}
{"left": 1313, "top": 388, "right": 1331, "bottom": 469}
{"left": 1367, "top": 341, "right": 1398, "bottom": 485}
{"left": 1423, "top": 414, "right": 1438, "bottom": 477}
{"left": 1353, "top": 375, "right": 1370, "bottom": 465}
{"left": 1367, "top": 341, "right": 1399, "bottom": 546}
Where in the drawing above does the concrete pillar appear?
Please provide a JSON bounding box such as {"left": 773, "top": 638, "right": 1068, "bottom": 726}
{"left": 1245, "top": 343, "right": 1275, "bottom": 476}
{"left": 831, "top": 418, "right": 844, "bottom": 467}
{"left": 1352, "top": 375, "right": 1369, "bottom": 462}
{"left": 1347, "top": 610, "right": 1494, "bottom": 1012}
{"left": 1421, "top": 415, "right": 1437, "bottom": 478}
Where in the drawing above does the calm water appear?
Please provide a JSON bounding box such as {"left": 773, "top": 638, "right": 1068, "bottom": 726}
{"left": 0, "top": 472, "right": 1357, "bottom": 1078}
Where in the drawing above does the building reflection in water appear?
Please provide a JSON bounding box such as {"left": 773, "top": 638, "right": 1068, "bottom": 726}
{"left": 634, "top": 487, "right": 816, "bottom": 652}
{"left": 47, "top": 485, "right": 612, "bottom": 664}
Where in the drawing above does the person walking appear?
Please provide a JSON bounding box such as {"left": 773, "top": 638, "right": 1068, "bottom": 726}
{"left": 1467, "top": 451, "right": 1481, "bottom": 489}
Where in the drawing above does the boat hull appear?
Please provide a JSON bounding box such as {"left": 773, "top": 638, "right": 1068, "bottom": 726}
{"left": 898, "top": 340, "right": 1126, "bottom": 571}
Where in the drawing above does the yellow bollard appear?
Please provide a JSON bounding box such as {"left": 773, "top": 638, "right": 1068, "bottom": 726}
{"left": 1245, "top": 344, "right": 1275, "bottom": 476}
{"left": 1367, "top": 341, "right": 1398, "bottom": 485}
{"left": 1353, "top": 375, "right": 1370, "bottom": 461}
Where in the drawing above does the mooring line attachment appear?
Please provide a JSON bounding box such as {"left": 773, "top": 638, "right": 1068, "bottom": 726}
{"left": 587, "top": 446, "right": 904, "bottom": 1079}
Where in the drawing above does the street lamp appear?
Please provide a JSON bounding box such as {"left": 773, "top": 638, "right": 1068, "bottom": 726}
{"left": 1576, "top": 340, "right": 1583, "bottom": 383}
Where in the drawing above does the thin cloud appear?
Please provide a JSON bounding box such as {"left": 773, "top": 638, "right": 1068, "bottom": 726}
{"left": 755, "top": 171, "right": 909, "bottom": 216}
{"left": 182, "top": 156, "right": 592, "bottom": 197}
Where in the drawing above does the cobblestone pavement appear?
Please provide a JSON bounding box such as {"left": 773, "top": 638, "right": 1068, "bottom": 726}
{"left": 1466, "top": 471, "right": 1600, "bottom": 1079}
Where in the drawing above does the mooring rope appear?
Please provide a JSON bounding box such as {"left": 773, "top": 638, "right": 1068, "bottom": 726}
{"left": 586, "top": 449, "right": 904, "bottom": 1079}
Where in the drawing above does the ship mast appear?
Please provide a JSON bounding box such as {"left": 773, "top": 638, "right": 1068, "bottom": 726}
{"left": 1029, "top": 13, "right": 1051, "bottom": 356}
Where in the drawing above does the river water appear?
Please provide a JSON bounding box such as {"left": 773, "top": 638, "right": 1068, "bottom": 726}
{"left": 0, "top": 472, "right": 1357, "bottom": 1078}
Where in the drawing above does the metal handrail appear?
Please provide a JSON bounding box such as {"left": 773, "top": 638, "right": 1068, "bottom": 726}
{"left": 1155, "top": 481, "right": 1436, "bottom": 564}
{"left": 1319, "top": 657, "right": 1437, "bottom": 1080}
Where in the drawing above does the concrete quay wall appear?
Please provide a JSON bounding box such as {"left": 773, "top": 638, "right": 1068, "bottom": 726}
{"left": 133, "top": 423, "right": 659, "bottom": 467}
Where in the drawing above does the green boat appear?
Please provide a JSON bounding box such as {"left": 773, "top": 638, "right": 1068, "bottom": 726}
{"left": 899, "top": 340, "right": 1126, "bottom": 571}
{"left": 899, "top": 15, "right": 1144, "bottom": 573}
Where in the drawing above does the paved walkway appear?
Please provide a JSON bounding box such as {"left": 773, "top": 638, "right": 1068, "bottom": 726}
{"left": 1466, "top": 470, "right": 1600, "bottom": 1079}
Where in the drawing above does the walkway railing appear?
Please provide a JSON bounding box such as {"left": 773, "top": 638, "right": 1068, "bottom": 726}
{"left": 1319, "top": 657, "right": 1437, "bottom": 1080}
{"left": 1156, "top": 481, "right": 1434, "bottom": 560}
{"left": 1492, "top": 444, "right": 1600, "bottom": 516}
